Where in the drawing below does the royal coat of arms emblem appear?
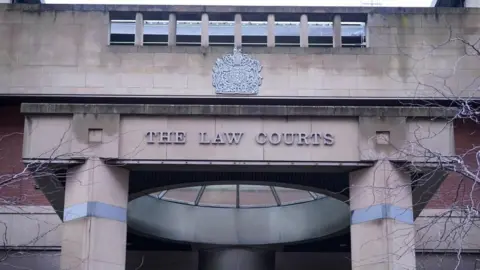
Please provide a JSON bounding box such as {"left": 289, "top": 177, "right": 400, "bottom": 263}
{"left": 212, "top": 47, "right": 263, "bottom": 95}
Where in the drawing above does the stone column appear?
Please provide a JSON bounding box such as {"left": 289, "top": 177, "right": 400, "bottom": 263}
{"left": 134, "top": 12, "right": 144, "bottom": 46}
{"left": 333, "top": 14, "right": 342, "bottom": 48}
{"left": 201, "top": 13, "right": 209, "bottom": 47}
{"left": 198, "top": 248, "right": 275, "bottom": 270}
{"left": 168, "top": 13, "right": 177, "bottom": 46}
{"left": 267, "top": 14, "right": 275, "bottom": 47}
{"left": 234, "top": 13, "right": 242, "bottom": 48}
{"left": 300, "top": 14, "right": 308, "bottom": 48}
{"left": 349, "top": 160, "right": 416, "bottom": 270}
{"left": 60, "top": 158, "right": 130, "bottom": 270}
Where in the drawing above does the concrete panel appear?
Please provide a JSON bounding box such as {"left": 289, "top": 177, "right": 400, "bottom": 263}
{"left": 22, "top": 115, "right": 73, "bottom": 159}
{"left": 119, "top": 116, "right": 360, "bottom": 162}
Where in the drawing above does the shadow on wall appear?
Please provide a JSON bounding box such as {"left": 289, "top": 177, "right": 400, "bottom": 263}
{"left": 0, "top": 251, "right": 479, "bottom": 270}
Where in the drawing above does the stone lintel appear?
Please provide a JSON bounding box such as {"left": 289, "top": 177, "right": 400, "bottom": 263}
{"left": 2, "top": 3, "right": 475, "bottom": 16}
{"left": 20, "top": 103, "right": 458, "bottom": 118}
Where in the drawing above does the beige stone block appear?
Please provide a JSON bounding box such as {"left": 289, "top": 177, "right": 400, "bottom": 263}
{"left": 262, "top": 117, "right": 312, "bottom": 161}
{"left": 0, "top": 25, "right": 12, "bottom": 66}
{"left": 289, "top": 68, "right": 323, "bottom": 90}
{"left": 155, "top": 73, "right": 188, "bottom": 89}
{"left": 310, "top": 118, "right": 359, "bottom": 161}
{"left": 50, "top": 72, "right": 86, "bottom": 88}
{"left": 0, "top": 10, "right": 22, "bottom": 24}
{"left": 350, "top": 161, "right": 413, "bottom": 210}
{"left": 70, "top": 113, "right": 120, "bottom": 158}
{"left": 212, "top": 117, "right": 263, "bottom": 160}
{"left": 10, "top": 66, "right": 46, "bottom": 87}
{"left": 314, "top": 89, "right": 351, "bottom": 97}
{"left": 253, "top": 53, "right": 291, "bottom": 68}
{"left": 406, "top": 119, "right": 454, "bottom": 160}
{"left": 187, "top": 53, "right": 217, "bottom": 69}
{"left": 121, "top": 53, "right": 154, "bottom": 71}
{"left": 261, "top": 68, "right": 292, "bottom": 90}
{"left": 86, "top": 72, "right": 121, "bottom": 88}
{"left": 64, "top": 159, "right": 129, "bottom": 208}
{"left": 119, "top": 116, "right": 167, "bottom": 159}
{"left": 357, "top": 55, "right": 390, "bottom": 73}
{"left": 351, "top": 220, "right": 415, "bottom": 270}
{"left": 260, "top": 87, "right": 297, "bottom": 97}
{"left": 89, "top": 218, "right": 127, "bottom": 265}
{"left": 322, "top": 75, "right": 357, "bottom": 90}
{"left": 121, "top": 73, "right": 154, "bottom": 88}
{"left": 322, "top": 55, "right": 359, "bottom": 69}
{"left": 165, "top": 117, "right": 216, "bottom": 160}
{"left": 23, "top": 115, "right": 73, "bottom": 159}
{"left": 0, "top": 66, "right": 11, "bottom": 89}
{"left": 22, "top": 11, "right": 57, "bottom": 24}
{"left": 12, "top": 24, "right": 80, "bottom": 66}
{"left": 0, "top": 214, "right": 13, "bottom": 246}
{"left": 154, "top": 53, "right": 188, "bottom": 67}
{"left": 356, "top": 75, "right": 416, "bottom": 90}
{"left": 73, "top": 11, "right": 109, "bottom": 26}
{"left": 289, "top": 54, "right": 317, "bottom": 69}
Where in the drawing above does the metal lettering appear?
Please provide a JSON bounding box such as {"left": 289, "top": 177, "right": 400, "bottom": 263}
{"left": 213, "top": 133, "right": 225, "bottom": 145}
{"left": 310, "top": 133, "right": 321, "bottom": 145}
{"left": 199, "top": 132, "right": 210, "bottom": 144}
{"left": 159, "top": 132, "right": 171, "bottom": 144}
{"left": 297, "top": 133, "right": 309, "bottom": 145}
{"left": 175, "top": 132, "right": 186, "bottom": 144}
{"left": 146, "top": 131, "right": 157, "bottom": 144}
{"left": 269, "top": 133, "right": 281, "bottom": 145}
{"left": 324, "top": 133, "right": 335, "bottom": 145}
{"left": 225, "top": 132, "right": 243, "bottom": 144}
{"left": 145, "top": 131, "right": 335, "bottom": 146}
{"left": 284, "top": 133, "right": 294, "bottom": 145}
{"left": 255, "top": 133, "right": 267, "bottom": 145}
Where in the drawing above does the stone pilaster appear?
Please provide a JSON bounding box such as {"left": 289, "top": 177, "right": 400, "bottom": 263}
{"left": 349, "top": 160, "right": 416, "bottom": 270}
{"left": 60, "top": 158, "right": 129, "bottom": 270}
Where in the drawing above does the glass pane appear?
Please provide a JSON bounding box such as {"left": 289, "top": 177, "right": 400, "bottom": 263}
{"left": 275, "top": 187, "right": 314, "bottom": 205}
{"left": 198, "top": 185, "right": 237, "bottom": 207}
{"left": 162, "top": 187, "right": 201, "bottom": 204}
{"left": 239, "top": 185, "right": 277, "bottom": 207}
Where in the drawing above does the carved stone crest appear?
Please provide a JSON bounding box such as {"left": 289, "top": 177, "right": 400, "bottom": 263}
{"left": 212, "top": 47, "right": 263, "bottom": 95}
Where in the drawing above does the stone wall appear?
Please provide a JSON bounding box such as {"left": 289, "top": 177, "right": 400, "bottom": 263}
{"left": 0, "top": 6, "right": 479, "bottom": 99}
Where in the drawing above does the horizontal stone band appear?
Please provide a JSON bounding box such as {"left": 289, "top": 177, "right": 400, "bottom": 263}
{"left": 351, "top": 204, "right": 414, "bottom": 225}
{"left": 21, "top": 103, "right": 457, "bottom": 118}
{"left": 63, "top": 202, "right": 127, "bottom": 223}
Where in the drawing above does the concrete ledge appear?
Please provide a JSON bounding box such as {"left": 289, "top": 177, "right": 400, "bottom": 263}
{"left": 109, "top": 45, "right": 374, "bottom": 55}
{"left": 21, "top": 103, "right": 459, "bottom": 118}
{"left": 2, "top": 4, "right": 477, "bottom": 15}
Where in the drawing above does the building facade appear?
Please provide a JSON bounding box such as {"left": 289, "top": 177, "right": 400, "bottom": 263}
{"left": 0, "top": 3, "right": 479, "bottom": 270}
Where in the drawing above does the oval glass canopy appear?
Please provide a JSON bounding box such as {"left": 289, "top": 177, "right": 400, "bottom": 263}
{"left": 151, "top": 185, "right": 325, "bottom": 208}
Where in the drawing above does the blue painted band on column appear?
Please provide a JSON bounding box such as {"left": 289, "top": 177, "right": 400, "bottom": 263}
{"left": 63, "top": 202, "right": 127, "bottom": 223}
{"left": 351, "top": 204, "right": 414, "bottom": 225}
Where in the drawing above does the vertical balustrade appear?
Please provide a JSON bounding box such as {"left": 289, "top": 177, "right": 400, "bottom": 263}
{"left": 333, "top": 15, "right": 342, "bottom": 48}
{"left": 134, "top": 12, "right": 144, "bottom": 46}
{"left": 267, "top": 14, "right": 275, "bottom": 47}
{"left": 300, "top": 14, "right": 308, "bottom": 48}
{"left": 168, "top": 13, "right": 177, "bottom": 46}
{"left": 234, "top": 14, "right": 242, "bottom": 47}
{"left": 201, "top": 13, "right": 209, "bottom": 47}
